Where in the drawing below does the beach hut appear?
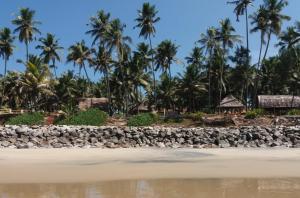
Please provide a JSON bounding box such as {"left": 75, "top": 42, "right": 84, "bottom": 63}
{"left": 258, "top": 95, "right": 300, "bottom": 112}
{"left": 218, "top": 95, "right": 245, "bottom": 113}
{"left": 78, "top": 98, "right": 109, "bottom": 112}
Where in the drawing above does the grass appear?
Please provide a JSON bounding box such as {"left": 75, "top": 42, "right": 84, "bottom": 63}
{"left": 127, "top": 113, "right": 159, "bottom": 126}
{"left": 245, "top": 108, "right": 265, "bottom": 119}
{"left": 287, "top": 109, "right": 300, "bottom": 116}
{"left": 6, "top": 112, "right": 44, "bottom": 125}
{"left": 56, "top": 108, "right": 108, "bottom": 126}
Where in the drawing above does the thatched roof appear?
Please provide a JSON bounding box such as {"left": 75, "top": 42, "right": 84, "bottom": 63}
{"left": 218, "top": 95, "right": 245, "bottom": 108}
{"left": 258, "top": 95, "right": 300, "bottom": 108}
{"left": 78, "top": 98, "right": 109, "bottom": 110}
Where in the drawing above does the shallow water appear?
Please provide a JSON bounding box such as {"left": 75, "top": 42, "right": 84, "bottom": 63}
{"left": 0, "top": 178, "right": 300, "bottom": 198}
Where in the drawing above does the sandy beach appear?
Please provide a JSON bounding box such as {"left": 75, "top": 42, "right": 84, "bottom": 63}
{"left": 0, "top": 148, "right": 299, "bottom": 183}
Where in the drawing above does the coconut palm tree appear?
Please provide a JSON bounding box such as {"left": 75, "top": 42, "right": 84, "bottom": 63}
{"left": 0, "top": 28, "right": 15, "bottom": 76}
{"left": 66, "top": 40, "right": 92, "bottom": 81}
{"left": 103, "top": 18, "right": 132, "bottom": 114}
{"left": 155, "top": 40, "right": 178, "bottom": 79}
{"left": 19, "top": 55, "right": 54, "bottom": 110}
{"left": 185, "top": 46, "right": 205, "bottom": 68}
{"left": 12, "top": 8, "right": 41, "bottom": 61}
{"left": 198, "top": 27, "right": 219, "bottom": 109}
{"left": 261, "top": 0, "right": 290, "bottom": 62}
{"left": 36, "top": 33, "right": 63, "bottom": 77}
{"left": 135, "top": 2, "right": 160, "bottom": 108}
{"left": 216, "top": 18, "right": 241, "bottom": 107}
{"left": 134, "top": 42, "right": 152, "bottom": 72}
{"left": 90, "top": 46, "right": 113, "bottom": 114}
{"left": 228, "top": 0, "right": 253, "bottom": 60}
{"left": 86, "top": 10, "right": 111, "bottom": 46}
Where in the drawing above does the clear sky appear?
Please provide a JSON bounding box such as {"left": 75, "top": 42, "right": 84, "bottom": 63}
{"left": 1, "top": 0, "right": 299, "bottom": 80}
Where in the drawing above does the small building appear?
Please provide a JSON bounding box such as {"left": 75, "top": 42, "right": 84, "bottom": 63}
{"left": 218, "top": 95, "right": 245, "bottom": 113}
{"left": 258, "top": 95, "right": 300, "bottom": 111}
{"left": 78, "top": 98, "right": 109, "bottom": 111}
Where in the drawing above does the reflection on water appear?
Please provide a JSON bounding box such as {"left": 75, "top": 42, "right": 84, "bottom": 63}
{"left": 0, "top": 178, "right": 300, "bottom": 198}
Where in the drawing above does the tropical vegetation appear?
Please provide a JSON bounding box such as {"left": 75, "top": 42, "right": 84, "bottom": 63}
{"left": 0, "top": 1, "right": 299, "bottom": 118}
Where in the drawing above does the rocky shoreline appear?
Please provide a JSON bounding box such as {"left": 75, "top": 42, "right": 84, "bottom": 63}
{"left": 0, "top": 125, "right": 299, "bottom": 149}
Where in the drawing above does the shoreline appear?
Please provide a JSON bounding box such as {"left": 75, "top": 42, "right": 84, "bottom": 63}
{"left": 0, "top": 148, "right": 299, "bottom": 183}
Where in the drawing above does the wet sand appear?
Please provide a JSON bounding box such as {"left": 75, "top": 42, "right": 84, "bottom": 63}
{"left": 0, "top": 148, "right": 300, "bottom": 183}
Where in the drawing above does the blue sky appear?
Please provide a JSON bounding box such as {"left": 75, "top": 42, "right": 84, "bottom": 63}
{"left": 0, "top": 0, "right": 299, "bottom": 80}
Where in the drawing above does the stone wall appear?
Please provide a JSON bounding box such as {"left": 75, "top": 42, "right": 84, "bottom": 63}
{"left": 0, "top": 125, "right": 300, "bottom": 149}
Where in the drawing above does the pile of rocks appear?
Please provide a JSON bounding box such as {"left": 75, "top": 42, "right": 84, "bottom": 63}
{"left": 0, "top": 125, "right": 299, "bottom": 149}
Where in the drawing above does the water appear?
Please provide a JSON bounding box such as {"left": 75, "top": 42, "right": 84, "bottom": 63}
{"left": 0, "top": 178, "right": 300, "bottom": 198}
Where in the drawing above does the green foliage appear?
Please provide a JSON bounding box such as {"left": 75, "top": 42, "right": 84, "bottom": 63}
{"left": 127, "top": 113, "right": 158, "bottom": 126}
{"left": 6, "top": 112, "right": 44, "bottom": 125}
{"left": 186, "top": 111, "right": 205, "bottom": 121}
{"left": 56, "top": 108, "right": 107, "bottom": 126}
{"left": 287, "top": 109, "right": 300, "bottom": 115}
{"left": 245, "top": 108, "right": 265, "bottom": 119}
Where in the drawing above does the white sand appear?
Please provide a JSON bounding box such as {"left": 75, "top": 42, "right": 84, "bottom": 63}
{"left": 0, "top": 148, "right": 299, "bottom": 183}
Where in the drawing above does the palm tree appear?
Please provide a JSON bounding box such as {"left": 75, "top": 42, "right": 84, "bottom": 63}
{"left": 250, "top": 5, "right": 268, "bottom": 69}
{"left": 86, "top": 10, "right": 111, "bottom": 46}
{"left": 19, "top": 55, "right": 53, "bottom": 110}
{"left": 0, "top": 28, "right": 15, "bottom": 76}
{"left": 103, "top": 18, "right": 132, "bottom": 114}
{"left": 12, "top": 8, "right": 41, "bottom": 61}
{"left": 185, "top": 46, "right": 205, "bottom": 71}
{"left": 216, "top": 18, "right": 241, "bottom": 108}
{"left": 134, "top": 42, "right": 152, "bottom": 72}
{"left": 135, "top": 2, "right": 160, "bottom": 108}
{"left": 261, "top": 0, "right": 290, "bottom": 62}
{"left": 67, "top": 40, "right": 92, "bottom": 81}
{"left": 228, "top": 0, "right": 253, "bottom": 61}
{"left": 36, "top": 33, "right": 63, "bottom": 77}
{"left": 155, "top": 40, "right": 178, "bottom": 79}
{"left": 90, "top": 46, "right": 113, "bottom": 114}
{"left": 198, "top": 27, "right": 219, "bottom": 109}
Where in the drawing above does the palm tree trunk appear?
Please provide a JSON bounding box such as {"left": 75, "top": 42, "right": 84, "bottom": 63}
{"left": 105, "top": 69, "right": 112, "bottom": 116}
{"left": 253, "top": 33, "right": 264, "bottom": 108}
{"left": 245, "top": 6, "right": 249, "bottom": 56}
{"left": 82, "top": 64, "right": 90, "bottom": 82}
{"left": 149, "top": 37, "right": 157, "bottom": 110}
{"left": 25, "top": 41, "right": 29, "bottom": 62}
{"left": 262, "top": 31, "right": 271, "bottom": 63}
{"left": 4, "top": 55, "right": 7, "bottom": 77}
{"left": 52, "top": 59, "right": 57, "bottom": 78}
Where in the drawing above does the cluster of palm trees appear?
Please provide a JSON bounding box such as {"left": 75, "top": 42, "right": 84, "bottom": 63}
{"left": 0, "top": 0, "right": 299, "bottom": 115}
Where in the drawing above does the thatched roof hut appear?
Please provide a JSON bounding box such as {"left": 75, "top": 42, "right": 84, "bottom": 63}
{"left": 78, "top": 98, "right": 109, "bottom": 111}
{"left": 218, "top": 95, "right": 245, "bottom": 113}
{"left": 258, "top": 95, "right": 300, "bottom": 109}
{"left": 218, "top": 95, "right": 245, "bottom": 109}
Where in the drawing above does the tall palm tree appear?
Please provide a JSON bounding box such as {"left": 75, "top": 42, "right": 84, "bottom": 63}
{"left": 0, "top": 28, "right": 15, "bottom": 76}
{"left": 135, "top": 2, "right": 160, "bottom": 108}
{"left": 67, "top": 40, "right": 92, "bottom": 81}
{"left": 261, "top": 0, "right": 290, "bottom": 62}
{"left": 103, "top": 18, "right": 132, "bottom": 114}
{"left": 198, "top": 27, "right": 219, "bottom": 109}
{"left": 86, "top": 10, "right": 111, "bottom": 46}
{"left": 12, "top": 8, "right": 41, "bottom": 61}
{"left": 155, "top": 40, "right": 178, "bottom": 79}
{"left": 90, "top": 46, "right": 113, "bottom": 114}
{"left": 216, "top": 18, "right": 241, "bottom": 107}
{"left": 228, "top": 0, "right": 253, "bottom": 61}
{"left": 36, "top": 33, "right": 63, "bottom": 77}
{"left": 250, "top": 5, "right": 268, "bottom": 69}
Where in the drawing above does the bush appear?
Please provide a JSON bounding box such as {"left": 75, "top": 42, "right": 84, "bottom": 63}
{"left": 189, "top": 111, "right": 205, "bottom": 121}
{"left": 6, "top": 112, "right": 44, "bottom": 125}
{"left": 127, "top": 113, "right": 158, "bottom": 126}
{"left": 56, "top": 108, "right": 107, "bottom": 126}
{"left": 245, "top": 108, "right": 265, "bottom": 119}
{"left": 287, "top": 109, "right": 300, "bottom": 116}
